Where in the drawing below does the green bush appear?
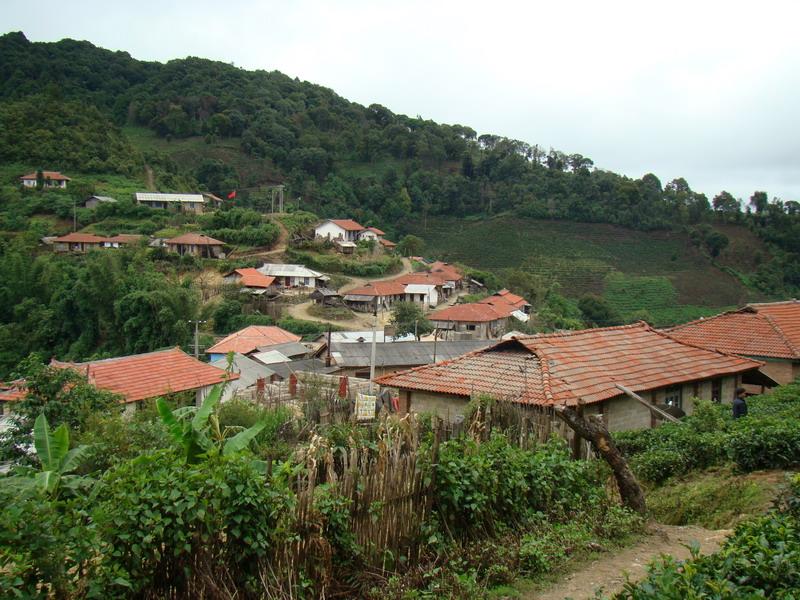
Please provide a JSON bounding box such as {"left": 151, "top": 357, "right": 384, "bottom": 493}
{"left": 728, "top": 418, "right": 800, "bottom": 471}
{"left": 287, "top": 248, "right": 402, "bottom": 276}
{"left": 432, "top": 436, "right": 598, "bottom": 536}
{"left": 616, "top": 385, "right": 800, "bottom": 482}
{"left": 93, "top": 449, "right": 293, "bottom": 595}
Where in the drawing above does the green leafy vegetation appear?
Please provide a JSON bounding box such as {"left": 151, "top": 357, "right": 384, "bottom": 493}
{"left": 615, "top": 385, "right": 800, "bottom": 484}
{"left": 613, "top": 474, "right": 800, "bottom": 599}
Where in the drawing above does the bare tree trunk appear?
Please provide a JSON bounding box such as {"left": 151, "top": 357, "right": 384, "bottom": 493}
{"left": 555, "top": 404, "right": 647, "bottom": 515}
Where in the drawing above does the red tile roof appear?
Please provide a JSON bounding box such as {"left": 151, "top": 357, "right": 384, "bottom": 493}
{"left": 479, "top": 289, "right": 529, "bottom": 310}
{"left": 376, "top": 323, "right": 761, "bottom": 407}
{"left": 429, "top": 261, "right": 463, "bottom": 281}
{"left": 52, "top": 348, "right": 235, "bottom": 404}
{"left": 749, "top": 301, "right": 800, "bottom": 352}
{"left": 666, "top": 301, "right": 800, "bottom": 359}
{"left": 345, "top": 281, "right": 408, "bottom": 297}
{"left": 21, "top": 171, "right": 71, "bottom": 181}
{"left": 0, "top": 380, "right": 26, "bottom": 402}
{"left": 231, "top": 268, "right": 276, "bottom": 289}
{"left": 365, "top": 226, "right": 385, "bottom": 236}
{"left": 329, "top": 219, "right": 365, "bottom": 231}
{"left": 429, "top": 303, "right": 507, "bottom": 323}
{"left": 106, "top": 234, "right": 143, "bottom": 244}
{"left": 206, "top": 326, "right": 301, "bottom": 355}
{"left": 166, "top": 233, "right": 225, "bottom": 245}
{"left": 393, "top": 272, "right": 448, "bottom": 286}
{"left": 380, "top": 238, "right": 397, "bottom": 248}
{"left": 54, "top": 232, "right": 109, "bottom": 243}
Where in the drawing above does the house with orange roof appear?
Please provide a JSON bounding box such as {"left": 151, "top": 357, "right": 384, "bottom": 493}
{"left": 166, "top": 233, "right": 225, "bottom": 258}
{"left": 52, "top": 232, "right": 110, "bottom": 252}
{"left": 428, "top": 261, "right": 464, "bottom": 289}
{"left": 20, "top": 170, "right": 71, "bottom": 189}
{"left": 666, "top": 300, "right": 800, "bottom": 388}
{"left": 315, "top": 219, "right": 366, "bottom": 242}
{"left": 429, "top": 303, "right": 510, "bottom": 339}
{"left": 0, "top": 380, "right": 26, "bottom": 419}
{"left": 206, "top": 325, "right": 302, "bottom": 361}
{"left": 479, "top": 289, "right": 531, "bottom": 317}
{"left": 52, "top": 232, "right": 144, "bottom": 252}
{"left": 223, "top": 268, "right": 278, "bottom": 294}
{"left": 51, "top": 348, "right": 236, "bottom": 409}
{"left": 375, "top": 322, "right": 771, "bottom": 430}
{"left": 343, "top": 281, "right": 408, "bottom": 312}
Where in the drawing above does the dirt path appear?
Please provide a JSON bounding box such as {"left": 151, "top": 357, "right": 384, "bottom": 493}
{"left": 285, "top": 258, "right": 413, "bottom": 329}
{"left": 144, "top": 165, "right": 155, "bottom": 191}
{"left": 528, "top": 524, "right": 729, "bottom": 600}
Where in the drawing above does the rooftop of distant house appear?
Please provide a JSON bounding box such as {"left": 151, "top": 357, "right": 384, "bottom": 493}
{"left": 666, "top": 300, "right": 800, "bottom": 360}
{"left": 429, "top": 302, "right": 509, "bottom": 323}
{"left": 166, "top": 233, "right": 225, "bottom": 246}
{"left": 51, "top": 347, "right": 235, "bottom": 404}
{"left": 227, "top": 268, "right": 276, "bottom": 289}
{"left": 206, "top": 325, "right": 302, "bottom": 356}
{"left": 327, "top": 219, "right": 365, "bottom": 231}
{"left": 20, "top": 171, "right": 71, "bottom": 181}
{"left": 376, "top": 322, "right": 762, "bottom": 406}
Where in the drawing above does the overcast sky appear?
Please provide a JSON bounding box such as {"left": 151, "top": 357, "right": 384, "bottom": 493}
{"left": 3, "top": 0, "right": 799, "bottom": 202}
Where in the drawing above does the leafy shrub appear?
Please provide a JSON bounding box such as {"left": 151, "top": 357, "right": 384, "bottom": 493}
{"left": 288, "top": 248, "right": 402, "bottom": 276}
{"left": 93, "top": 449, "right": 293, "bottom": 596}
{"left": 728, "top": 417, "right": 800, "bottom": 471}
{"left": 0, "top": 489, "right": 99, "bottom": 599}
{"left": 432, "top": 436, "right": 597, "bottom": 536}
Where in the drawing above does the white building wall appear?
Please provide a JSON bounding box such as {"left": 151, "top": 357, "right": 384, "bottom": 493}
{"left": 315, "top": 222, "right": 347, "bottom": 240}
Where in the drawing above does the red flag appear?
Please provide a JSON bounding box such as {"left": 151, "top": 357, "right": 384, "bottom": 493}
{"left": 227, "top": 190, "right": 236, "bottom": 200}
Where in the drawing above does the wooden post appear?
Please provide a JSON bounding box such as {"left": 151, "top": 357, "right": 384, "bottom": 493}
{"left": 555, "top": 402, "right": 646, "bottom": 515}
{"left": 615, "top": 384, "right": 683, "bottom": 424}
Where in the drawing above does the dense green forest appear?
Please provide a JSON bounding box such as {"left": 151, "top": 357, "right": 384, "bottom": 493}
{"left": 1, "top": 31, "right": 799, "bottom": 373}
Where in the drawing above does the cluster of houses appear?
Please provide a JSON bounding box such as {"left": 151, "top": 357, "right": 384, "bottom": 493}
{"left": 20, "top": 169, "right": 224, "bottom": 214}
{"left": 1, "top": 300, "right": 799, "bottom": 434}
{"left": 314, "top": 218, "right": 397, "bottom": 253}
{"left": 49, "top": 231, "right": 226, "bottom": 258}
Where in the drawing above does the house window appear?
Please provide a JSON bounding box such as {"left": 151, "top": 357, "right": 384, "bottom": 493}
{"left": 664, "top": 385, "right": 682, "bottom": 408}
{"left": 466, "top": 324, "right": 477, "bottom": 331}
{"left": 711, "top": 378, "right": 722, "bottom": 403}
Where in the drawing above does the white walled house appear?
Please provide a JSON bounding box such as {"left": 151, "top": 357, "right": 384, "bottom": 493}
{"left": 257, "top": 263, "right": 329, "bottom": 288}
{"left": 314, "top": 219, "right": 365, "bottom": 242}
{"left": 20, "top": 171, "right": 71, "bottom": 189}
{"left": 135, "top": 193, "right": 207, "bottom": 214}
{"left": 357, "top": 227, "right": 385, "bottom": 242}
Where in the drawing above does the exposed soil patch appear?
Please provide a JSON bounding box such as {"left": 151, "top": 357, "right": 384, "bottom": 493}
{"left": 527, "top": 524, "right": 729, "bottom": 600}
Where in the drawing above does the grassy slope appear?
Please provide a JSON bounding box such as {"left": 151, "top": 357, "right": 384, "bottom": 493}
{"left": 411, "top": 216, "right": 768, "bottom": 325}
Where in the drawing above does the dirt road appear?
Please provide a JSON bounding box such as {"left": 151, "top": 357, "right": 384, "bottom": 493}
{"left": 285, "top": 257, "right": 414, "bottom": 329}
{"left": 528, "top": 524, "right": 729, "bottom": 600}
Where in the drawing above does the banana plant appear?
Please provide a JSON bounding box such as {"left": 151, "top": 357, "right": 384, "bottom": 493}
{"left": 157, "top": 383, "right": 268, "bottom": 464}
{"left": 31, "top": 413, "right": 91, "bottom": 497}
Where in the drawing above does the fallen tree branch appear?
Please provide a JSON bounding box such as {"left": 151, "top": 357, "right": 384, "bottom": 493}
{"left": 554, "top": 402, "right": 646, "bottom": 515}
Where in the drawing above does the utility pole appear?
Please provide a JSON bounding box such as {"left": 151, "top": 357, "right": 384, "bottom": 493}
{"left": 189, "top": 320, "right": 207, "bottom": 358}
{"left": 368, "top": 296, "right": 379, "bottom": 394}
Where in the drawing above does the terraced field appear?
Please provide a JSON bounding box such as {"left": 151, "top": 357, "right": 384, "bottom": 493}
{"left": 412, "top": 216, "right": 765, "bottom": 324}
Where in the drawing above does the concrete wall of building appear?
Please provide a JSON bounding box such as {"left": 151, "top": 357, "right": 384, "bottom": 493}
{"left": 408, "top": 390, "right": 470, "bottom": 421}
{"left": 315, "top": 222, "right": 347, "bottom": 240}
{"left": 759, "top": 359, "right": 797, "bottom": 386}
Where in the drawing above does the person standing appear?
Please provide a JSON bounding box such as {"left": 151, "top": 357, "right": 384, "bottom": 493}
{"left": 732, "top": 387, "right": 748, "bottom": 419}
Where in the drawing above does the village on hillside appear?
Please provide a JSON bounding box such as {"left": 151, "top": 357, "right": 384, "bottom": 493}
{"left": 2, "top": 23, "right": 800, "bottom": 599}
{"left": 1, "top": 171, "right": 797, "bottom": 432}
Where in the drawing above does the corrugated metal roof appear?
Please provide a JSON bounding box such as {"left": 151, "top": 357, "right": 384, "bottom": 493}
{"left": 210, "top": 353, "right": 276, "bottom": 389}
{"left": 269, "top": 358, "right": 338, "bottom": 379}
{"left": 256, "top": 341, "right": 309, "bottom": 358}
{"left": 258, "top": 263, "right": 325, "bottom": 278}
{"left": 251, "top": 350, "right": 292, "bottom": 365}
{"left": 135, "top": 193, "right": 204, "bottom": 203}
{"left": 331, "top": 340, "right": 492, "bottom": 368}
